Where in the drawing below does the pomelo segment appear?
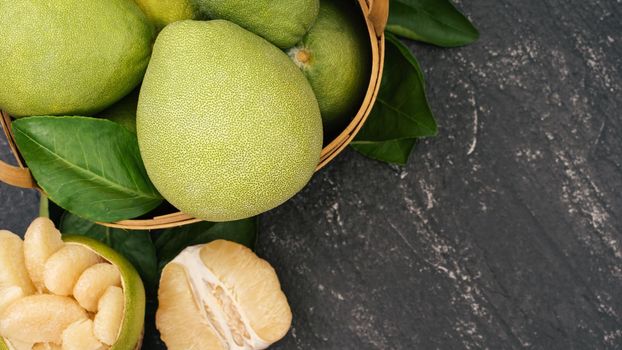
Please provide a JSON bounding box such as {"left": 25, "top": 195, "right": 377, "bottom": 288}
{"left": 0, "top": 295, "right": 87, "bottom": 344}
{"left": 23, "top": 218, "right": 64, "bottom": 292}
{"left": 32, "top": 343, "right": 61, "bottom": 350}
{"left": 62, "top": 319, "right": 106, "bottom": 350}
{"left": 3, "top": 339, "right": 33, "bottom": 350}
{"left": 156, "top": 264, "right": 225, "bottom": 350}
{"left": 43, "top": 245, "right": 102, "bottom": 296}
{"left": 73, "top": 264, "right": 121, "bottom": 313}
{"left": 0, "top": 231, "right": 35, "bottom": 296}
{"left": 93, "top": 287, "right": 124, "bottom": 346}
{"left": 156, "top": 240, "right": 291, "bottom": 349}
{"left": 0, "top": 288, "right": 24, "bottom": 316}
{"left": 198, "top": 241, "right": 292, "bottom": 343}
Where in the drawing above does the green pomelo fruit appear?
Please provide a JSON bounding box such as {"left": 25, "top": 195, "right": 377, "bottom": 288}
{"left": 192, "top": 0, "right": 319, "bottom": 48}
{"left": 0, "top": 0, "right": 155, "bottom": 117}
{"left": 134, "top": 0, "right": 200, "bottom": 31}
{"left": 288, "top": 1, "right": 371, "bottom": 138}
{"left": 137, "top": 20, "right": 322, "bottom": 222}
{"left": 98, "top": 89, "right": 139, "bottom": 134}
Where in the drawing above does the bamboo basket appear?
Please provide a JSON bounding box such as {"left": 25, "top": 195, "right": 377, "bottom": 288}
{"left": 0, "top": 0, "right": 388, "bottom": 230}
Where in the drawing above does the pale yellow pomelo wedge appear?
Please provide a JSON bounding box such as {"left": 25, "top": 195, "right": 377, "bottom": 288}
{"left": 62, "top": 319, "right": 106, "bottom": 350}
{"left": 2, "top": 338, "right": 32, "bottom": 350}
{"left": 156, "top": 263, "right": 225, "bottom": 350}
{"left": 93, "top": 286, "right": 124, "bottom": 346}
{"left": 43, "top": 246, "right": 102, "bottom": 296}
{"left": 23, "top": 218, "right": 64, "bottom": 292}
{"left": 0, "top": 231, "right": 35, "bottom": 296}
{"left": 0, "top": 294, "right": 87, "bottom": 344}
{"left": 156, "top": 240, "right": 291, "bottom": 350}
{"left": 74, "top": 264, "right": 121, "bottom": 313}
{"left": 32, "top": 343, "right": 61, "bottom": 350}
{"left": 0, "top": 288, "right": 24, "bottom": 316}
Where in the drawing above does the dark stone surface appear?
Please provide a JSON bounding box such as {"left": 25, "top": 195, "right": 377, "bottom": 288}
{"left": 1, "top": 0, "right": 621, "bottom": 349}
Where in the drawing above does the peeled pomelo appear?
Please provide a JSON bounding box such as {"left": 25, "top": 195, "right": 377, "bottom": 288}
{"left": 192, "top": 0, "right": 319, "bottom": 48}
{"left": 288, "top": 0, "right": 371, "bottom": 138}
{"left": 73, "top": 263, "right": 121, "bottom": 313}
{"left": 23, "top": 218, "right": 64, "bottom": 292}
{"left": 32, "top": 344, "right": 61, "bottom": 350}
{"left": 0, "top": 288, "right": 24, "bottom": 316}
{"left": 0, "top": 219, "right": 145, "bottom": 350}
{"left": 93, "top": 286, "right": 124, "bottom": 346}
{"left": 156, "top": 240, "right": 292, "bottom": 350}
{"left": 0, "top": 294, "right": 88, "bottom": 344}
{"left": 137, "top": 20, "right": 322, "bottom": 222}
{"left": 43, "top": 245, "right": 102, "bottom": 296}
{"left": 0, "top": 231, "right": 35, "bottom": 296}
{"left": 1, "top": 339, "right": 32, "bottom": 350}
{"left": 62, "top": 319, "right": 106, "bottom": 350}
{"left": 0, "top": 0, "right": 154, "bottom": 117}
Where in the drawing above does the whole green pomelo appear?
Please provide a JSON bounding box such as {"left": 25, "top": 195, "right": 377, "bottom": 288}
{"left": 191, "top": 0, "right": 319, "bottom": 48}
{"left": 288, "top": 1, "right": 371, "bottom": 138}
{"left": 0, "top": 0, "right": 154, "bottom": 117}
{"left": 134, "top": 0, "right": 200, "bottom": 31}
{"left": 98, "top": 89, "right": 139, "bottom": 133}
{"left": 137, "top": 20, "right": 323, "bottom": 222}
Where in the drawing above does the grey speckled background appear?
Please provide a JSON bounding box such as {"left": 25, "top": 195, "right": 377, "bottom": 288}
{"left": 1, "top": 0, "right": 621, "bottom": 349}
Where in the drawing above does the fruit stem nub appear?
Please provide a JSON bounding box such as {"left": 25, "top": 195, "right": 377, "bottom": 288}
{"left": 295, "top": 49, "right": 311, "bottom": 64}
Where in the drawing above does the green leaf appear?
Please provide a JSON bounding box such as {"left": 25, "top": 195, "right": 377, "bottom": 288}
{"left": 352, "top": 34, "right": 436, "bottom": 164}
{"left": 387, "top": 0, "right": 479, "bottom": 47}
{"left": 60, "top": 212, "right": 158, "bottom": 289}
{"left": 12, "top": 116, "right": 162, "bottom": 222}
{"left": 350, "top": 139, "right": 417, "bottom": 165}
{"left": 154, "top": 218, "right": 258, "bottom": 270}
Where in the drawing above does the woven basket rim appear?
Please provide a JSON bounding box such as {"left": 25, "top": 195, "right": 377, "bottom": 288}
{"left": 0, "top": 0, "right": 388, "bottom": 230}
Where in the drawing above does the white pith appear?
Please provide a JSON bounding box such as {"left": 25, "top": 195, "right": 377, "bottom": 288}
{"left": 172, "top": 246, "right": 270, "bottom": 350}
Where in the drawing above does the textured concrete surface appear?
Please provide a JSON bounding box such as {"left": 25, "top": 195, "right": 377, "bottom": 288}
{"left": 1, "top": 0, "right": 621, "bottom": 349}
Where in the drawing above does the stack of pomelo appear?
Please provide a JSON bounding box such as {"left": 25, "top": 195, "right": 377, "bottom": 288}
{"left": 0, "top": 0, "right": 371, "bottom": 223}
{"left": 0, "top": 0, "right": 373, "bottom": 348}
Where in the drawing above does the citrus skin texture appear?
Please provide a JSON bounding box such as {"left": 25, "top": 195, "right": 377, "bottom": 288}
{"left": 288, "top": 1, "right": 371, "bottom": 137}
{"left": 156, "top": 240, "right": 292, "bottom": 349}
{"left": 137, "top": 20, "right": 322, "bottom": 222}
{"left": 134, "top": 0, "right": 200, "bottom": 31}
{"left": 98, "top": 89, "right": 139, "bottom": 133}
{"left": 0, "top": 0, "right": 154, "bottom": 117}
{"left": 192, "top": 0, "right": 319, "bottom": 48}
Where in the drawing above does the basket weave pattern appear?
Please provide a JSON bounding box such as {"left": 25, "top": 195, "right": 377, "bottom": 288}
{"left": 0, "top": 0, "right": 388, "bottom": 230}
